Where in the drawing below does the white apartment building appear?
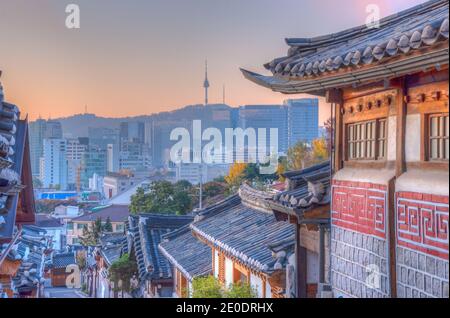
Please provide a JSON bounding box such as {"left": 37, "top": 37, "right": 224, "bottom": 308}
{"left": 40, "top": 139, "right": 68, "bottom": 190}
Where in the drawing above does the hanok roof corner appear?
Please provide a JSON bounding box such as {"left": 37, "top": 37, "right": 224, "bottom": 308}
{"left": 127, "top": 214, "right": 194, "bottom": 282}
{"left": 241, "top": 0, "right": 449, "bottom": 94}
{"left": 158, "top": 225, "right": 211, "bottom": 281}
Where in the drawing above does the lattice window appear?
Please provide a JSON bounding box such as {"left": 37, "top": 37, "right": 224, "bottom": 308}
{"left": 347, "top": 118, "right": 387, "bottom": 160}
{"left": 429, "top": 113, "right": 449, "bottom": 161}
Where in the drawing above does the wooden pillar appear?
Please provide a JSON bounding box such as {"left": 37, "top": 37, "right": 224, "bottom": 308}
{"left": 396, "top": 78, "right": 407, "bottom": 177}
{"left": 326, "top": 89, "right": 344, "bottom": 173}
{"left": 295, "top": 224, "right": 307, "bottom": 298}
{"left": 388, "top": 178, "right": 397, "bottom": 298}
{"left": 318, "top": 225, "right": 325, "bottom": 284}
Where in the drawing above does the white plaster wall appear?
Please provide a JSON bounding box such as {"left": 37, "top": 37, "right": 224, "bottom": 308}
{"left": 265, "top": 280, "right": 272, "bottom": 298}
{"left": 307, "top": 250, "right": 319, "bottom": 284}
{"left": 405, "top": 114, "right": 421, "bottom": 162}
{"left": 214, "top": 250, "right": 219, "bottom": 279}
{"left": 387, "top": 116, "right": 397, "bottom": 161}
{"left": 250, "top": 273, "right": 264, "bottom": 298}
{"left": 396, "top": 169, "right": 449, "bottom": 196}
{"left": 334, "top": 167, "right": 395, "bottom": 185}
{"left": 225, "top": 257, "right": 234, "bottom": 288}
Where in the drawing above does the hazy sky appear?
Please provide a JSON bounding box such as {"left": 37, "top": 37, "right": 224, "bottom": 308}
{"left": 0, "top": 0, "right": 425, "bottom": 123}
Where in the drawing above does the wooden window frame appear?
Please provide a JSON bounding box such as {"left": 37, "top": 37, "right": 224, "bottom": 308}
{"left": 345, "top": 118, "right": 388, "bottom": 162}
{"left": 424, "top": 113, "right": 449, "bottom": 162}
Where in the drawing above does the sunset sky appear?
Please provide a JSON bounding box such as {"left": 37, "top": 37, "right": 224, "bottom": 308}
{"left": 0, "top": 0, "right": 426, "bottom": 123}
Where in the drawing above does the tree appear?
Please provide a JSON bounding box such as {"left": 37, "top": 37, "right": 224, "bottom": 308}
{"left": 130, "top": 180, "right": 193, "bottom": 215}
{"left": 191, "top": 276, "right": 223, "bottom": 298}
{"left": 311, "top": 137, "right": 329, "bottom": 165}
{"left": 191, "top": 276, "right": 257, "bottom": 298}
{"left": 224, "top": 163, "right": 248, "bottom": 193}
{"left": 103, "top": 216, "right": 113, "bottom": 232}
{"left": 287, "top": 141, "right": 312, "bottom": 170}
{"left": 276, "top": 157, "right": 287, "bottom": 182}
{"left": 224, "top": 281, "right": 257, "bottom": 298}
{"left": 79, "top": 217, "right": 103, "bottom": 246}
{"left": 108, "top": 253, "right": 138, "bottom": 297}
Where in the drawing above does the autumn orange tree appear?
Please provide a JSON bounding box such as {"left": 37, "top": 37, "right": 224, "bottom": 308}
{"left": 224, "top": 162, "right": 248, "bottom": 193}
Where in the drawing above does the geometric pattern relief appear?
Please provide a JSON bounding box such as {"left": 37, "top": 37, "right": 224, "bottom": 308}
{"left": 332, "top": 180, "right": 387, "bottom": 239}
{"left": 397, "top": 192, "right": 449, "bottom": 260}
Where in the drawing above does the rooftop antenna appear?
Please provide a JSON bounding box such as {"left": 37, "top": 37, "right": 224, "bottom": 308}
{"left": 85, "top": 104, "right": 88, "bottom": 114}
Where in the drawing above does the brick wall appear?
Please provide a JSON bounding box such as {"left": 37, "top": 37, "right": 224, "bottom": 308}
{"left": 396, "top": 191, "right": 449, "bottom": 298}
{"left": 331, "top": 180, "right": 390, "bottom": 298}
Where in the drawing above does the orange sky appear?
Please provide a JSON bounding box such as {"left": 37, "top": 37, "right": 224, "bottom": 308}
{"left": 0, "top": 0, "right": 426, "bottom": 124}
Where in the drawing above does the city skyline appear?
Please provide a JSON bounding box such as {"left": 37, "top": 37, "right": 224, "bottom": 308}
{"left": 0, "top": 0, "right": 425, "bottom": 124}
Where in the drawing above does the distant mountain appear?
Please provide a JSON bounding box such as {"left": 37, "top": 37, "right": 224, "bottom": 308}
{"left": 52, "top": 104, "right": 233, "bottom": 138}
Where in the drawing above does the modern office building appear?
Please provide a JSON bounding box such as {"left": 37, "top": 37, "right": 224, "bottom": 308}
{"left": 29, "top": 119, "right": 47, "bottom": 177}
{"left": 285, "top": 98, "right": 319, "bottom": 146}
{"left": 44, "top": 121, "right": 63, "bottom": 139}
{"left": 80, "top": 145, "right": 107, "bottom": 189}
{"left": 238, "top": 105, "right": 288, "bottom": 154}
{"left": 66, "top": 138, "right": 89, "bottom": 189}
{"left": 41, "top": 139, "right": 68, "bottom": 190}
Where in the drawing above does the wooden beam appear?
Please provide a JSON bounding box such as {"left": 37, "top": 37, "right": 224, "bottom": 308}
{"left": 334, "top": 101, "right": 344, "bottom": 173}
{"left": 387, "top": 178, "right": 397, "bottom": 298}
{"left": 396, "top": 78, "right": 407, "bottom": 177}
{"left": 296, "top": 224, "right": 307, "bottom": 298}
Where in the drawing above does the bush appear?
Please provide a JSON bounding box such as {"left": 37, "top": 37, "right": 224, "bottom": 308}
{"left": 225, "top": 281, "right": 257, "bottom": 298}
{"left": 192, "top": 276, "right": 223, "bottom": 298}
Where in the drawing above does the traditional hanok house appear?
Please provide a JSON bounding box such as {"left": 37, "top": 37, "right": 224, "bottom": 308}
{"left": 94, "top": 232, "right": 127, "bottom": 298}
{"left": 242, "top": 0, "right": 449, "bottom": 298}
{"left": 125, "top": 214, "right": 193, "bottom": 298}
{"left": 0, "top": 72, "right": 36, "bottom": 297}
{"left": 49, "top": 252, "right": 76, "bottom": 287}
{"left": 190, "top": 185, "right": 296, "bottom": 298}
{"left": 266, "top": 161, "right": 332, "bottom": 298}
{"left": 10, "top": 232, "right": 48, "bottom": 298}
{"left": 158, "top": 225, "right": 212, "bottom": 297}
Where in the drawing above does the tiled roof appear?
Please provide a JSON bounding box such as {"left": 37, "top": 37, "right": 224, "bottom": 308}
{"left": 241, "top": 0, "right": 449, "bottom": 94}
{"left": 35, "top": 214, "right": 62, "bottom": 228}
{"left": 0, "top": 76, "right": 24, "bottom": 242}
{"left": 191, "top": 188, "right": 295, "bottom": 274}
{"left": 270, "top": 161, "right": 331, "bottom": 212}
{"left": 99, "top": 232, "right": 127, "bottom": 266}
{"left": 51, "top": 252, "right": 76, "bottom": 269}
{"left": 158, "top": 226, "right": 211, "bottom": 281}
{"left": 128, "top": 214, "right": 194, "bottom": 283}
{"left": 72, "top": 204, "right": 129, "bottom": 223}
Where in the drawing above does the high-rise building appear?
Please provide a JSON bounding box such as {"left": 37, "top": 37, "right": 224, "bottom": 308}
{"left": 66, "top": 138, "right": 88, "bottom": 190}
{"left": 107, "top": 143, "right": 120, "bottom": 173}
{"left": 44, "top": 121, "right": 63, "bottom": 139}
{"left": 80, "top": 146, "right": 107, "bottom": 189}
{"left": 238, "top": 105, "right": 288, "bottom": 154}
{"left": 88, "top": 127, "right": 120, "bottom": 151}
{"left": 285, "top": 98, "right": 319, "bottom": 146}
{"left": 41, "top": 139, "right": 68, "bottom": 190}
{"left": 120, "top": 121, "right": 145, "bottom": 144}
{"left": 29, "top": 119, "right": 47, "bottom": 177}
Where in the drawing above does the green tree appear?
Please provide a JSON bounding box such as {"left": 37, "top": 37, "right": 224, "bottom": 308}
{"left": 192, "top": 276, "right": 223, "bottom": 298}
{"left": 287, "top": 141, "right": 312, "bottom": 170}
{"left": 130, "top": 180, "right": 193, "bottom": 215}
{"left": 79, "top": 217, "right": 103, "bottom": 246}
{"left": 108, "top": 253, "right": 138, "bottom": 296}
{"left": 225, "top": 281, "right": 257, "bottom": 298}
{"left": 103, "top": 216, "right": 113, "bottom": 232}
